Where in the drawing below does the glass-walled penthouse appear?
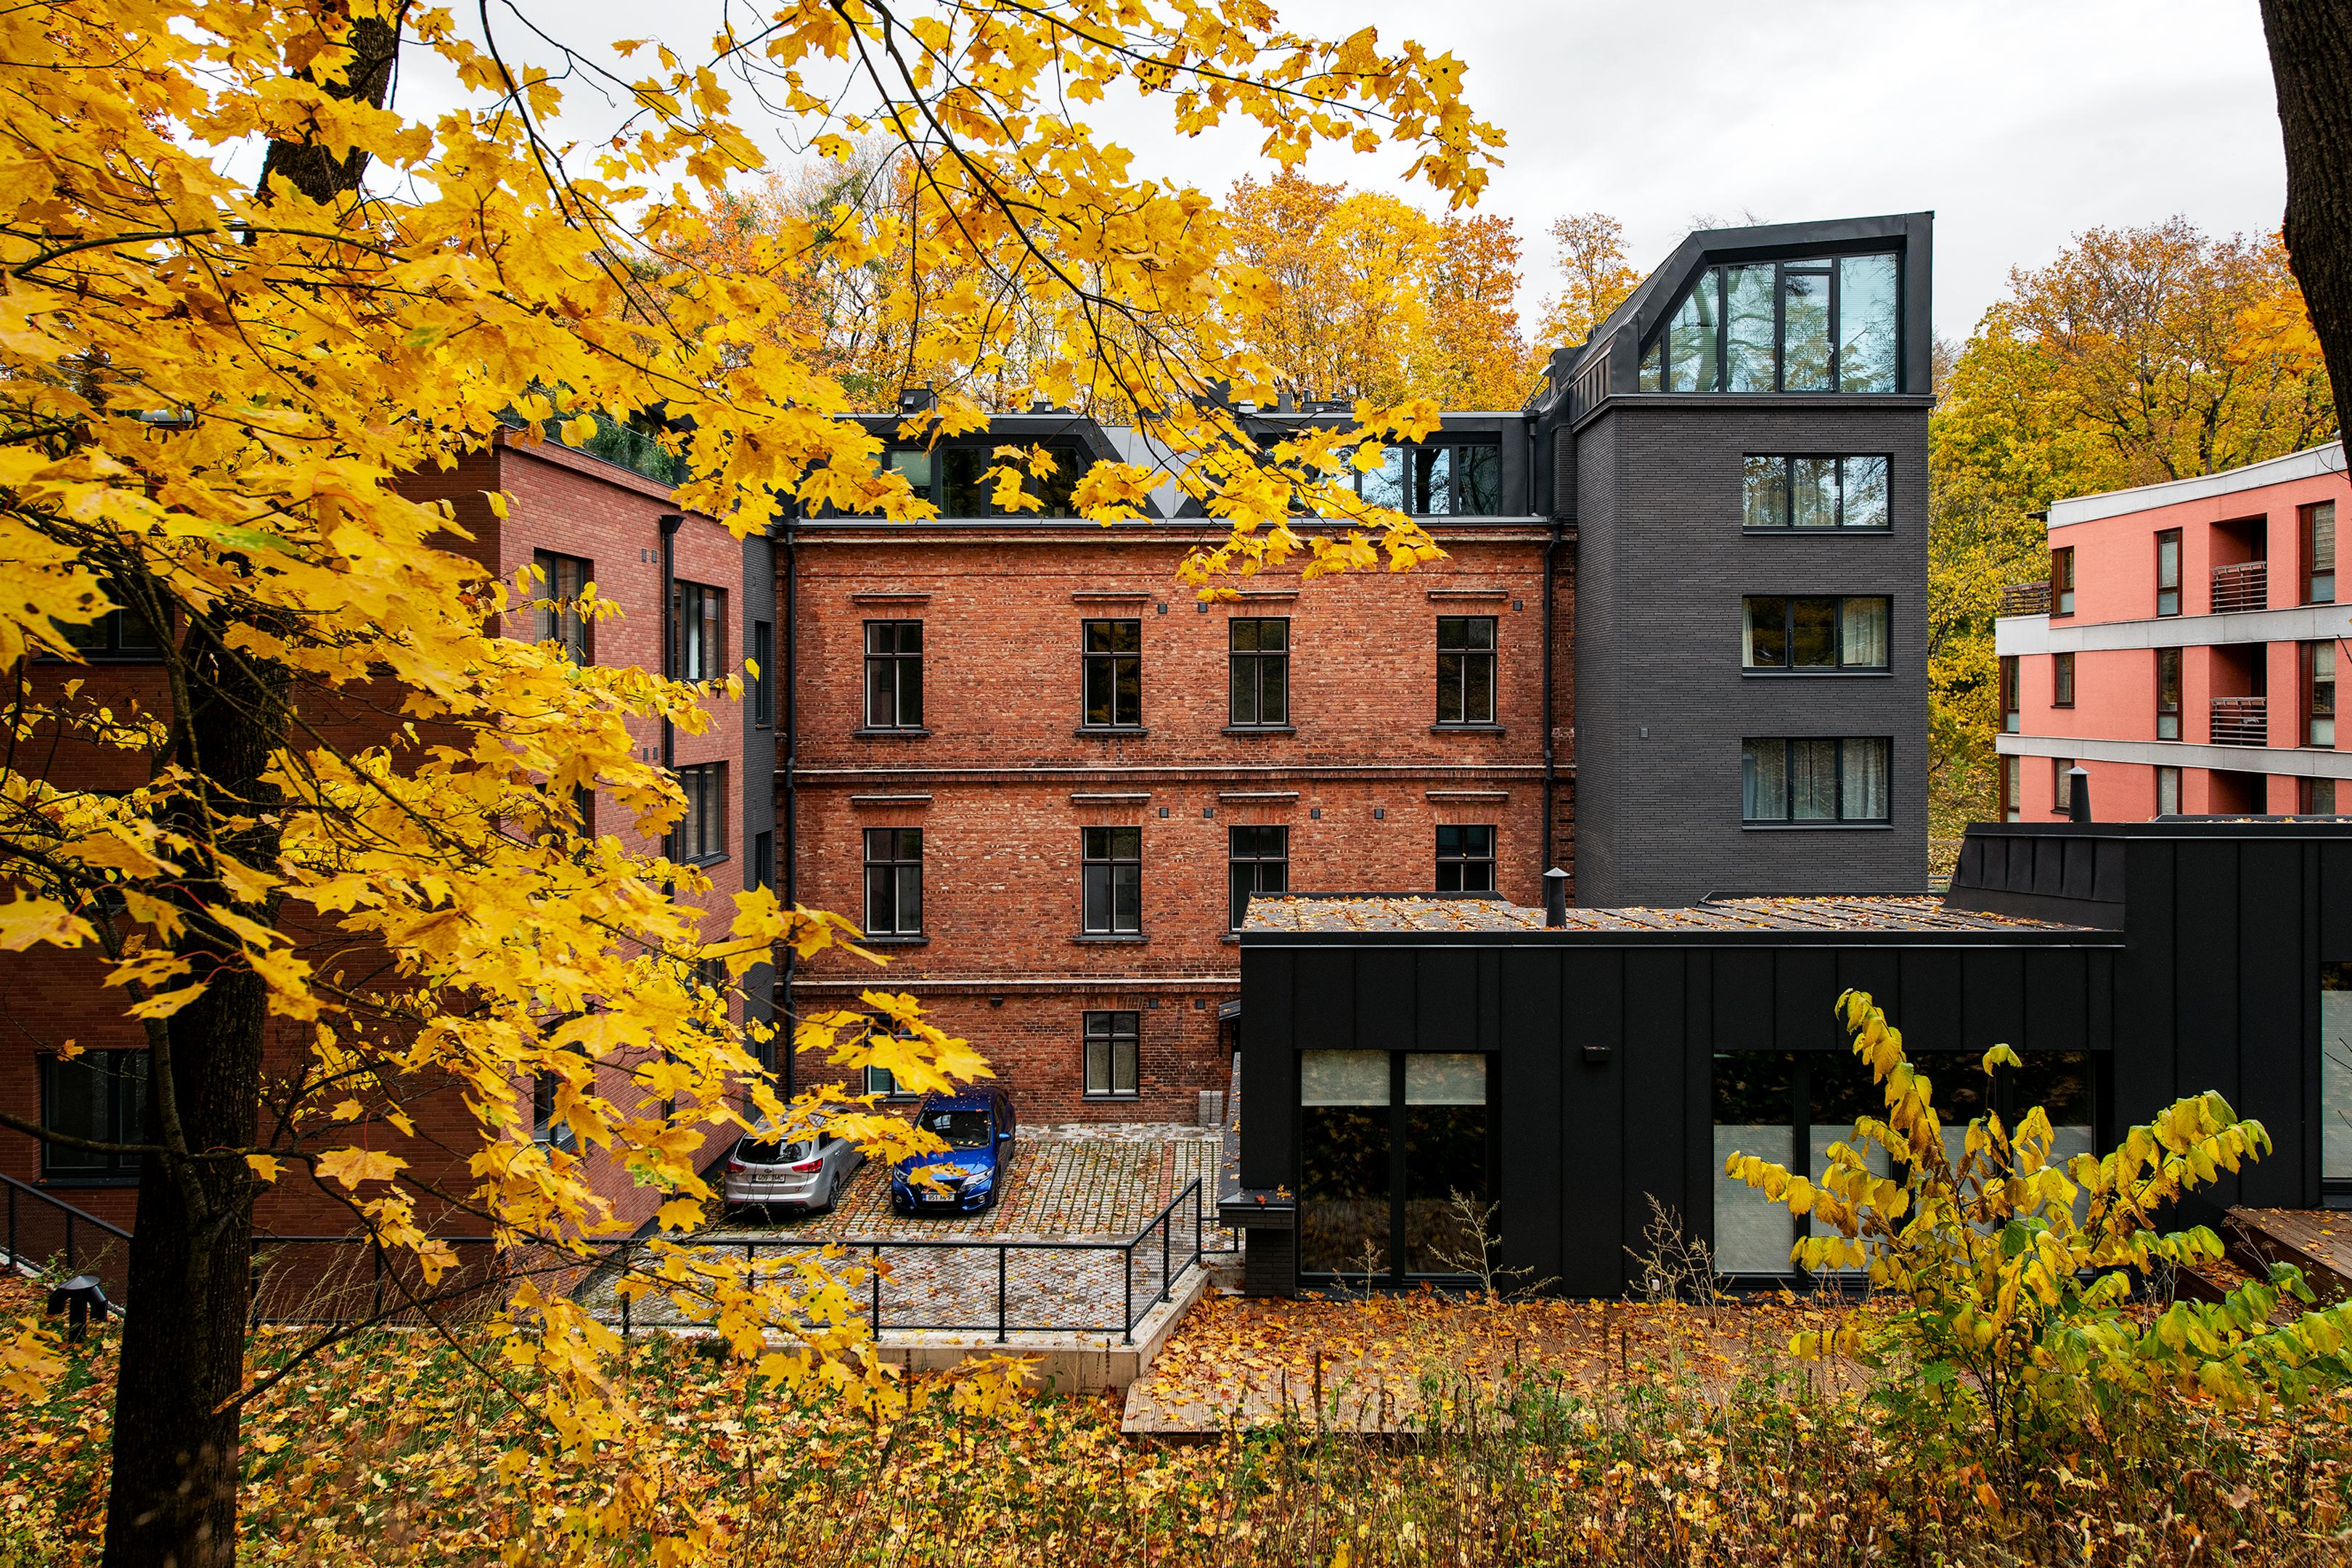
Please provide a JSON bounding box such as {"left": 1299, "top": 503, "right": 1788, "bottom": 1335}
{"left": 1640, "top": 250, "right": 1902, "bottom": 394}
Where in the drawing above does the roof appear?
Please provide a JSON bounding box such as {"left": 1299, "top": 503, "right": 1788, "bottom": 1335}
{"left": 2049, "top": 441, "right": 2345, "bottom": 529}
{"left": 1241, "top": 893, "right": 2088, "bottom": 935}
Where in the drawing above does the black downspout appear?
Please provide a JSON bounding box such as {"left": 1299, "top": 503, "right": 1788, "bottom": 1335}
{"left": 658, "top": 513, "right": 682, "bottom": 771}
{"left": 1540, "top": 423, "right": 1559, "bottom": 881}
{"left": 780, "top": 508, "right": 798, "bottom": 1103}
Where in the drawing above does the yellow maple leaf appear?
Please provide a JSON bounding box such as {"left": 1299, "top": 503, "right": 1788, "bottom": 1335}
{"left": 315, "top": 1147, "right": 406, "bottom": 1190}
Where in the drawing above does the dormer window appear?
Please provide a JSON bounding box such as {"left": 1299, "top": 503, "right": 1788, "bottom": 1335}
{"left": 1639, "top": 253, "right": 1900, "bottom": 395}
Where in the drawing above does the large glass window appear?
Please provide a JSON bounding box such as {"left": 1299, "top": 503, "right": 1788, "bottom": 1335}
{"left": 1741, "top": 596, "right": 1890, "bottom": 671}
{"left": 1228, "top": 825, "right": 1288, "bottom": 929}
{"left": 667, "top": 763, "right": 725, "bottom": 863}
{"left": 1229, "top": 618, "right": 1289, "bottom": 727}
{"left": 865, "top": 621, "right": 925, "bottom": 730}
{"left": 2053, "top": 650, "right": 2076, "bottom": 708}
{"left": 1081, "top": 826, "right": 1141, "bottom": 934}
{"left": 1082, "top": 619, "right": 1142, "bottom": 729}
{"left": 2157, "top": 647, "right": 2181, "bottom": 740}
{"left": 1403, "top": 1053, "right": 1489, "bottom": 1275}
{"left": 674, "top": 581, "right": 724, "bottom": 681}
{"left": 2051, "top": 547, "right": 2076, "bottom": 616}
{"left": 1357, "top": 444, "right": 1502, "bottom": 515}
{"left": 2307, "top": 500, "right": 2337, "bottom": 605}
{"left": 1741, "top": 455, "right": 1890, "bottom": 529}
{"left": 1643, "top": 253, "right": 1902, "bottom": 393}
{"left": 1434, "top": 824, "right": 1495, "bottom": 891}
{"left": 1299, "top": 1050, "right": 1392, "bottom": 1276}
{"left": 2001, "top": 656, "right": 2020, "bottom": 733}
{"left": 2325, "top": 965, "right": 2352, "bottom": 1198}
{"left": 534, "top": 551, "right": 592, "bottom": 663}
{"left": 2308, "top": 641, "right": 2337, "bottom": 748}
{"left": 2157, "top": 530, "right": 2181, "bottom": 617}
{"left": 862, "top": 827, "right": 923, "bottom": 936}
{"left": 57, "top": 605, "right": 165, "bottom": 659}
{"left": 1711, "top": 1053, "right": 1794, "bottom": 1274}
{"left": 1299, "top": 1050, "right": 1493, "bottom": 1282}
{"left": 1436, "top": 617, "right": 1497, "bottom": 724}
{"left": 922, "top": 441, "right": 1085, "bottom": 517}
{"left": 1083, "top": 1010, "right": 1140, "bottom": 1098}
{"left": 1741, "top": 738, "right": 1891, "bottom": 823}
{"left": 39, "top": 1052, "right": 147, "bottom": 1178}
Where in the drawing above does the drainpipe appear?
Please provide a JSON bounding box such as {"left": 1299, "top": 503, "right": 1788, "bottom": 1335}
{"left": 1542, "top": 518, "right": 1560, "bottom": 880}
{"left": 658, "top": 513, "right": 682, "bottom": 769}
{"left": 779, "top": 506, "right": 799, "bottom": 1103}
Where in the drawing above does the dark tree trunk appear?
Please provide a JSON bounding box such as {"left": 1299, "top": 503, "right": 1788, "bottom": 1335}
{"left": 253, "top": 15, "right": 406, "bottom": 205}
{"left": 2261, "top": 0, "right": 2352, "bottom": 442}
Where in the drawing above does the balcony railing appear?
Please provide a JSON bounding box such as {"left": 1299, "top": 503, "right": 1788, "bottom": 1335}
{"left": 1998, "top": 580, "right": 2051, "bottom": 616}
{"left": 2212, "top": 560, "right": 2269, "bottom": 613}
{"left": 2211, "top": 696, "right": 2268, "bottom": 746}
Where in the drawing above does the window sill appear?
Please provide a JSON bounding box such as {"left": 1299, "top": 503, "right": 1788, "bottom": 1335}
{"left": 1074, "top": 726, "right": 1148, "bottom": 738}
{"left": 1741, "top": 669, "right": 1892, "bottom": 678}
{"left": 1082, "top": 1093, "right": 1143, "bottom": 1102}
{"left": 1739, "top": 821, "right": 1895, "bottom": 831}
{"left": 1431, "top": 723, "right": 1504, "bottom": 734}
{"left": 860, "top": 934, "right": 930, "bottom": 947}
{"left": 37, "top": 1175, "right": 139, "bottom": 1188}
{"left": 1222, "top": 724, "right": 1297, "bottom": 736}
{"left": 1740, "top": 527, "right": 1894, "bottom": 537}
{"left": 1073, "top": 934, "right": 1149, "bottom": 944}
{"left": 672, "top": 852, "right": 730, "bottom": 868}
{"left": 852, "top": 727, "right": 932, "bottom": 739}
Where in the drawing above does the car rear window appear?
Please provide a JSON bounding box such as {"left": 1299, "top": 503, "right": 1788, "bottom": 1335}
{"left": 735, "top": 1136, "right": 812, "bottom": 1164}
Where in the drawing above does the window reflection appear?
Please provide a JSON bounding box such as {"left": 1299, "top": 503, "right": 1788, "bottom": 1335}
{"left": 1648, "top": 252, "right": 1901, "bottom": 394}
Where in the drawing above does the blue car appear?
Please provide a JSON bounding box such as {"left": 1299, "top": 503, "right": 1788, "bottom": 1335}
{"left": 889, "top": 1087, "right": 1017, "bottom": 1214}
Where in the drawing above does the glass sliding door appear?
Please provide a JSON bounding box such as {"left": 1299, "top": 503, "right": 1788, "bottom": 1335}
{"left": 1298, "top": 1050, "right": 1497, "bottom": 1283}
{"left": 1808, "top": 1052, "right": 1893, "bottom": 1266}
{"left": 1403, "top": 1053, "right": 1490, "bottom": 1273}
{"left": 1712, "top": 1054, "right": 1797, "bottom": 1275}
{"left": 1299, "top": 1050, "right": 1392, "bottom": 1276}
{"left": 2324, "top": 965, "right": 2352, "bottom": 1200}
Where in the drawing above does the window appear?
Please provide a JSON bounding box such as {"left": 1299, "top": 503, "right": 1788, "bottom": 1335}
{"left": 40, "top": 1051, "right": 147, "bottom": 1178}
{"left": 1228, "top": 825, "right": 1288, "bottom": 928}
{"left": 1082, "top": 619, "right": 1142, "bottom": 728}
{"left": 1357, "top": 444, "right": 1503, "bottom": 515}
{"left": 2003, "top": 755, "right": 2022, "bottom": 822}
{"left": 1739, "top": 738, "right": 1891, "bottom": 824}
{"left": 1740, "top": 455, "right": 1890, "bottom": 530}
{"left": 2051, "top": 547, "right": 2075, "bottom": 616}
{"left": 531, "top": 1070, "right": 579, "bottom": 1153}
{"left": 751, "top": 621, "right": 773, "bottom": 727}
{"left": 2054, "top": 757, "right": 2075, "bottom": 814}
{"left": 2000, "top": 656, "right": 2020, "bottom": 733}
{"left": 2326, "top": 965, "right": 2352, "bottom": 1199}
{"left": 923, "top": 441, "right": 1085, "bottom": 517}
{"left": 674, "top": 581, "right": 724, "bottom": 680}
{"left": 2309, "top": 641, "right": 2337, "bottom": 748}
{"left": 1436, "top": 617, "right": 1497, "bottom": 724}
{"left": 751, "top": 829, "right": 774, "bottom": 891}
{"left": 2308, "top": 500, "right": 2338, "bottom": 605}
{"left": 57, "top": 606, "right": 166, "bottom": 659}
{"left": 1082, "top": 827, "right": 1142, "bottom": 934}
{"left": 865, "top": 1063, "right": 910, "bottom": 1098}
{"left": 1434, "top": 825, "right": 1495, "bottom": 892}
{"left": 534, "top": 551, "right": 592, "bottom": 663}
{"left": 862, "top": 828, "right": 923, "bottom": 936}
{"left": 2156, "top": 530, "right": 2181, "bottom": 617}
{"left": 667, "top": 763, "right": 725, "bottom": 862}
{"left": 2307, "top": 777, "right": 2338, "bottom": 815}
{"left": 1641, "top": 252, "right": 1900, "bottom": 394}
{"left": 2157, "top": 647, "right": 2181, "bottom": 740}
{"left": 1741, "top": 596, "right": 1890, "bottom": 671}
{"left": 1298, "top": 1050, "right": 1493, "bottom": 1281}
{"left": 1228, "top": 618, "right": 1290, "bottom": 726}
{"left": 1083, "top": 1011, "right": 1140, "bottom": 1098}
{"left": 864, "top": 621, "right": 925, "bottom": 730}
{"left": 2157, "top": 765, "right": 2181, "bottom": 817}
{"left": 2052, "top": 650, "right": 2075, "bottom": 708}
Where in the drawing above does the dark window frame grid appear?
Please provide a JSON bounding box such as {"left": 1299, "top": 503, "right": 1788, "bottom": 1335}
{"left": 56, "top": 605, "right": 169, "bottom": 661}
{"left": 863, "top": 619, "right": 926, "bottom": 730}
{"left": 674, "top": 580, "right": 725, "bottom": 682}
{"left": 2156, "top": 529, "right": 2182, "bottom": 617}
{"left": 2306, "top": 500, "right": 2337, "bottom": 606}
{"left": 2000, "top": 655, "right": 2020, "bottom": 733}
{"left": 2052, "top": 650, "right": 2076, "bottom": 709}
{"left": 1354, "top": 441, "right": 1504, "bottom": 516}
{"left": 1081, "top": 825, "right": 1143, "bottom": 934}
{"left": 1434, "top": 824, "right": 1496, "bottom": 893}
{"left": 1740, "top": 595, "right": 1892, "bottom": 672}
{"left": 2051, "top": 546, "right": 2076, "bottom": 617}
{"left": 1739, "top": 737, "right": 1894, "bottom": 825}
{"left": 2157, "top": 646, "right": 2182, "bottom": 740}
{"left": 751, "top": 619, "right": 774, "bottom": 727}
{"left": 2306, "top": 776, "right": 2338, "bottom": 815}
{"left": 1739, "top": 454, "right": 1892, "bottom": 531}
{"left": 1435, "top": 616, "right": 1498, "bottom": 725}
{"left": 1228, "top": 824, "right": 1289, "bottom": 930}
{"left": 666, "top": 762, "right": 727, "bottom": 865}
{"left": 2308, "top": 640, "right": 2337, "bottom": 750}
{"left": 1228, "top": 617, "right": 1291, "bottom": 727}
{"left": 878, "top": 440, "right": 1089, "bottom": 518}
{"left": 1082, "top": 1010, "right": 1140, "bottom": 1098}
{"left": 1082, "top": 618, "right": 1143, "bottom": 729}
{"left": 862, "top": 827, "right": 924, "bottom": 937}
{"left": 1640, "top": 251, "right": 1903, "bottom": 395}
{"left": 2054, "top": 757, "right": 2075, "bottom": 814}
{"left": 38, "top": 1050, "right": 147, "bottom": 1179}
{"left": 534, "top": 550, "right": 593, "bottom": 664}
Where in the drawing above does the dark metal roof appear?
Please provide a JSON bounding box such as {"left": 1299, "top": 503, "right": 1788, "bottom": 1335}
{"left": 1241, "top": 891, "right": 2089, "bottom": 936}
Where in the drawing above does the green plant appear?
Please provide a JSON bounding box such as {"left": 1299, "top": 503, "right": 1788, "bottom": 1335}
{"left": 1726, "top": 989, "right": 2352, "bottom": 1483}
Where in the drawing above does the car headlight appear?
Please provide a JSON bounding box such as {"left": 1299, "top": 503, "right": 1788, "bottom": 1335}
{"left": 965, "top": 1167, "right": 994, "bottom": 1189}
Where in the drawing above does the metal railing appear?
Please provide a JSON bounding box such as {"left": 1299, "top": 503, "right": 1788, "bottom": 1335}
{"left": 2212, "top": 560, "right": 2269, "bottom": 613}
{"left": 3, "top": 1173, "right": 133, "bottom": 1302}
{"left": 2212, "top": 696, "right": 2269, "bottom": 746}
{"left": 1998, "top": 580, "right": 2051, "bottom": 616}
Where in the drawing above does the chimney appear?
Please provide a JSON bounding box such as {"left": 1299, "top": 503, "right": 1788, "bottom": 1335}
{"left": 897, "top": 383, "right": 936, "bottom": 415}
{"left": 2067, "top": 765, "right": 2092, "bottom": 823}
{"left": 1543, "top": 867, "right": 1569, "bottom": 926}
{"left": 1275, "top": 389, "right": 1297, "bottom": 414}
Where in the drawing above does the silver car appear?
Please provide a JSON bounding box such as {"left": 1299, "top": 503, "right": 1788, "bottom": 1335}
{"left": 722, "top": 1126, "right": 865, "bottom": 1217}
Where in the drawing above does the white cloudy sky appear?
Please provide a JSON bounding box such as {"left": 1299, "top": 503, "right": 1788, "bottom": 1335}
{"left": 391, "top": 0, "right": 2289, "bottom": 343}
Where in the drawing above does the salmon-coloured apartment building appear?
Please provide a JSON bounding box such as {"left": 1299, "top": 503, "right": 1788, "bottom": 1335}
{"left": 1996, "top": 441, "right": 2352, "bottom": 821}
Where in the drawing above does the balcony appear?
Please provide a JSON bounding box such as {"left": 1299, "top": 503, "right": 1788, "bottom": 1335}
{"left": 2210, "top": 697, "right": 2268, "bottom": 747}
{"left": 2211, "top": 560, "right": 2269, "bottom": 614}
{"left": 1998, "top": 580, "right": 2050, "bottom": 616}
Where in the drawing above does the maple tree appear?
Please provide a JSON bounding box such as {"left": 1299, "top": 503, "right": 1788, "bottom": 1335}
{"left": 1927, "top": 221, "right": 2336, "bottom": 834}
{"left": 1535, "top": 211, "right": 1643, "bottom": 353}
{"left": 0, "top": 0, "right": 1503, "bottom": 1561}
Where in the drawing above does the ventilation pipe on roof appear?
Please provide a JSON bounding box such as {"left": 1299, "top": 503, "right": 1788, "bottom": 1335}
{"left": 898, "top": 384, "right": 936, "bottom": 415}
{"left": 1544, "top": 867, "right": 1569, "bottom": 926}
{"left": 2068, "top": 766, "right": 2093, "bottom": 823}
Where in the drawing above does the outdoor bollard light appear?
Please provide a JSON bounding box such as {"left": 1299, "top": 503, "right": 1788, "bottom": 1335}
{"left": 46, "top": 1274, "right": 111, "bottom": 1344}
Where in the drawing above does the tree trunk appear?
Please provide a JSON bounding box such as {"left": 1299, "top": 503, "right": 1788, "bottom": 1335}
{"left": 104, "top": 621, "right": 287, "bottom": 1568}
{"left": 2260, "top": 0, "right": 2352, "bottom": 443}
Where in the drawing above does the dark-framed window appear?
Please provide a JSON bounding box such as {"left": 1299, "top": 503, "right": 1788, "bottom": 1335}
{"left": 1299, "top": 1049, "right": 1495, "bottom": 1281}
{"left": 862, "top": 828, "right": 923, "bottom": 936}
{"left": 39, "top": 1051, "right": 147, "bottom": 1178}
{"left": 535, "top": 550, "right": 592, "bottom": 663}
{"left": 1083, "top": 1011, "right": 1140, "bottom": 1098}
{"left": 882, "top": 441, "right": 1087, "bottom": 518}
{"left": 675, "top": 581, "right": 724, "bottom": 680}
{"left": 1083, "top": 619, "right": 1142, "bottom": 728}
{"left": 2051, "top": 546, "right": 2076, "bottom": 616}
{"left": 1082, "top": 827, "right": 1142, "bottom": 934}
{"left": 2157, "top": 765, "right": 2181, "bottom": 817}
{"left": 1741, "top": 596, "right": 1890, "bottom": 671}
{"left": 532, "top": 1069, "right": 579, "bottom": 1153}
{"left": 1434, "top": 825, "right": 1495, "bottom": 892}
{"left": 2308, "top": 640, "right": 2337, "bottom": 748}
{"left": 2002, "top": 755, "right": 2022, "bottom": 823}
{"left": 57, "top": 606, "right": 166, "bottom": 660}
{"left": 2157, "top": 647, "right": 2181, "bottom": 740}
{"left": 1357, "top": 444, "right": 1503, "bottom": 515}
{"left": 2306, "top": 500, "right": 2337, "bottom": 605}
{"left": 2000, "top": 656, "right": 2020, "bottom": 733}
{"left": 2156, "top": 530, "right": 2181, "bottom": 617}
{"left": 751, "top": 829, "right": 774, "bottom": 891}
{"left": 1228, "top": 825, "right": 1288, "bottom": 929}
{"left": 2306, "top": 776, "right": 2337, "bottom": 815}
{"left": 1740, "top": 738, "right": 1891, "bottom": 824}
{"left": 1228, "top": 618, "right": 1290, "bottom": 726}
{"left": 1740, "top": 455, "right": 1890, "bottom": 530}
{"left": 668, "top": 763, "right": 726, "bottom": 863}
{"left": 2054, "top": 757, "right": 2075, "bottom": 813}
{"left": 1436, "top": 617, "right": 1496, "bottom": 725}
{"left": 1641, "top": 251, "right": 1900, "bottom": 395}
{"left": 2052, "top": 650, "right": 2076, "bottom": 708}
{"left": 865, "top": 1063, "right": 915, "bottom": 1098}
{"left": 864, "top": 621, "right": 925, "bottom": 729}
{"left": 751, "top": 620, "right": 774, "bottom": 727}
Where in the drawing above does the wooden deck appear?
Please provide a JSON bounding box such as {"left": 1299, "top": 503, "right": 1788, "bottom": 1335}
{"left": 2224, "top": 1208, "right": 2352, "bottom": 1305}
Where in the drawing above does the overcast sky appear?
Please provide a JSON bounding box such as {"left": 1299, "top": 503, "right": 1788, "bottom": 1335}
{"left": 406, "top": 0, "right": 2290, "bottom": 343}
